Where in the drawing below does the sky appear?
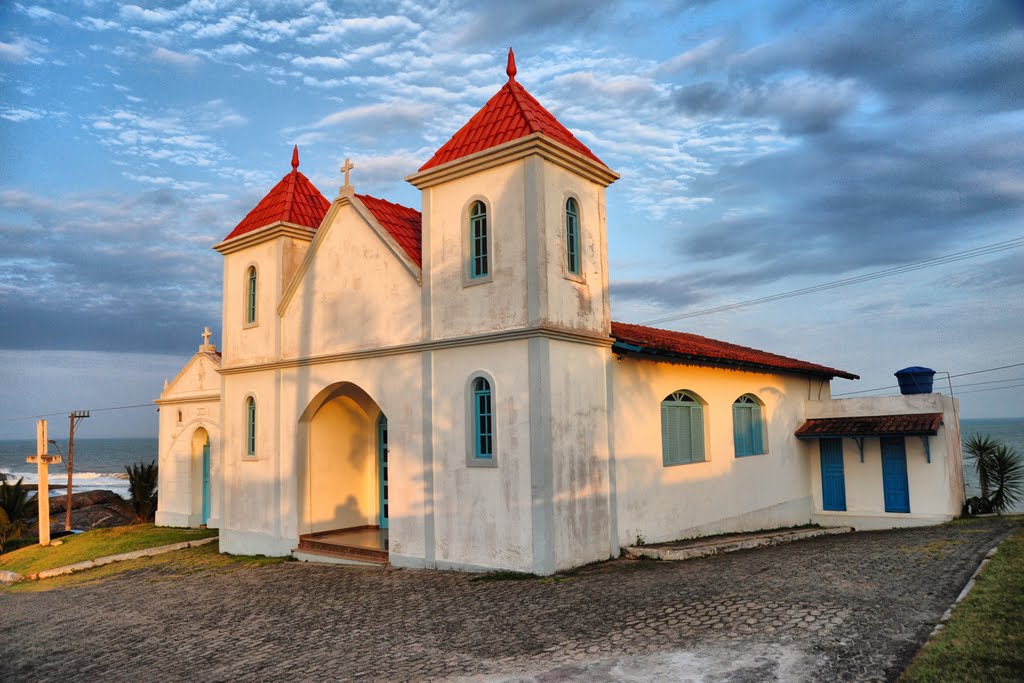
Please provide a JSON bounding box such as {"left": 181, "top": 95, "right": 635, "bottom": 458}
{"left": 1, "top": 0, "right": 1022, "bottom": 438}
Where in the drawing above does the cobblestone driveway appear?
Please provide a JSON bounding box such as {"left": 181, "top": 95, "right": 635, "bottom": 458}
{"left": 2, "top": 518, "right": 1019, "bottom": 682}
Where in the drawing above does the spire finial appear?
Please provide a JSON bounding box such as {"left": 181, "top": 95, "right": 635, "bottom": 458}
{"left": 506, "top": 47, "right": 517, "bottom": 82}
{"left": 291, "top": 145, "right": 299, "bottom": 171}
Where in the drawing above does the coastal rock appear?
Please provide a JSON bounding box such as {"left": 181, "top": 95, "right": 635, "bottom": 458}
{"left": 47, "top": 489, "right": 124, "bottom": 515}
{"left": 0, "top": 569, "right": 22, "bottom": 585}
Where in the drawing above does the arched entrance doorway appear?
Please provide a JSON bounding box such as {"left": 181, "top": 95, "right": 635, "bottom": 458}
{"left": 296, "top": 382, "right": 388, "bottom": 562}
{"left": 190, "top": 427, "right": 211, "bottom": 526}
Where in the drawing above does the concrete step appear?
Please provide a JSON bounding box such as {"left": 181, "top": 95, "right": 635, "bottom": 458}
{"left": 294, "top": 539, "right": 388, "bottom": 566}
{"left": 624, "top": 526, "right": 853, "bottom": 562}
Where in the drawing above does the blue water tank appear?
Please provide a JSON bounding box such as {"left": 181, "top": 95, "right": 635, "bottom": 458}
{"left": 895, "top": 366, "right": 935, "bottom": 395}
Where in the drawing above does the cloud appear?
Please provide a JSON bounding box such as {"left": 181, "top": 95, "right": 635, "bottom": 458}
{"left": 300, "top": 15, "right": 420, "bottom": 45}
{"left": 1, "top": 107, "right": 44, "bottom": 122}
{"left": 151, "top": 47, "right": 200, "bottom": 68}
{"left": 0, "top": 37, "right": 47, "bottom": 63}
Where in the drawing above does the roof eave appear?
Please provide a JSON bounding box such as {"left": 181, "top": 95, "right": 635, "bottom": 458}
{"left": 213, "top": 221, "right": 318, "bottom": 255}
{"left": 406, "top": 133, "right": 620, "bottom": 190}
{"left": 611, "top": 341, "right": 859, "bottom": 380}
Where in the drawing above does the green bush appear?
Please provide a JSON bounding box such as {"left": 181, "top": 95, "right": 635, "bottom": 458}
{"left": 124, "top": 461, "right": 159, "bottom": 523}
{"left": 963, "top": 435, "right": 1024, "bottom": 515}
{"left": 0, "top": 478, "right": 38, "bottom": 553}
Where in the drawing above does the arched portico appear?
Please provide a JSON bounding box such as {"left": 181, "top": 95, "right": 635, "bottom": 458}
{"left": 296, "top": 382, "right": 389, "bottom": 561}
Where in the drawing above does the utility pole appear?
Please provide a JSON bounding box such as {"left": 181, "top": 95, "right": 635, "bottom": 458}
{"left": 65, "top": 410, "right": 90, "bottom": 531}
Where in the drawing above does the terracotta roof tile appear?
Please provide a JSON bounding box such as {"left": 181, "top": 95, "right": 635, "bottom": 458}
{"left": 419, "top": 51, "right": 607, "bottom": 171}
{"left": 223, "top": 147, "right": 330, "bottom": 242}
{"left": 795, "top": 414, "right": 943, "bottom": 437}
{"left": 611, "top": 321, "right": 859, "bottom": 380}
{"left": 356, "top": 193, "right": 422, "bottom": 267}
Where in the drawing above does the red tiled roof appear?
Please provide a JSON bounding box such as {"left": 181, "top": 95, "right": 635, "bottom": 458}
{"left": 223, "top": 147, "right": 330, "bottom": 242}
{"left": 356, "top": 193, "right": 422, "bottom": 267}
{"left": 419, "top": 49, "right": 607, "bottom": 171}
{"left": 611, "top": 321, "right": 859, "bottom": 380}
{"left": 795, "top": 414, "right": 943, "bottom": 438}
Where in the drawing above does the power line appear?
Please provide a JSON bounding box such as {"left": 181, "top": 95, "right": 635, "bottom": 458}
{"left": 955, "top": 382, "right": 1024, "bottom": 396}
{"left": 641, "top": 236, "right": 1024, "bottom": 325}
{"left": 2, "top": 403, "right": 154, "bottom": 424}
{"left": 832, "top": 362, "right": 1024, "bottom": 397}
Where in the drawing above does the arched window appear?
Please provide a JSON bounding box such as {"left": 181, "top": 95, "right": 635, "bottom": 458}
{"left": 472, "top": 376, "right": 493, "bottom": 460}
{"left": 246, "top": 266, "right": 257, "bottom": 324}
{"left": 565, "top": 197, "right": 580, "bottom": 275}
{"left": 469, "top": 201, "right": 489, "bottom": 279}
{"left": 245, "top": 396, "right": 256, "bottom": 457}
{"left": 661, "top": 390, "right": 705, "bottom": 466}
{"left": 733, "top": 394, "right": 765, "bottom": 457}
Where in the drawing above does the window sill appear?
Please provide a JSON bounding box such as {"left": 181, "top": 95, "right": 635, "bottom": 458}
{"left": 662, "top": 458, "right": 708, "bottom": 467}
{"left": 463, "top": 274, "right": 493, "bottom": 288}
{"left": 467, "top": 457, "right": 498, "bottom": 468}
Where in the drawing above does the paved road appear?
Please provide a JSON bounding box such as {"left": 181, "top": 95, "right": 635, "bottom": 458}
{"left": 2, "top": 518, "right": 1019, "bottom": 682}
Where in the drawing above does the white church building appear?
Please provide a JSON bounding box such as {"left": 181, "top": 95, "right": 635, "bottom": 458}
{"left": 155, "top": 51, "right": 965, "bottom": 574}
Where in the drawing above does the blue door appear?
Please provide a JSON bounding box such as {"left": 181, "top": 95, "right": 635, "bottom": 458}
{"left": 378, "top": 414, "right": 388, "bottom": 530}
{"left": 820, "top": 438, "right": 846, "bottom": 511}
{"left": 201, "top": 439, "right": 211, "bottom": 525}
{"left": 881, "top": 437, "right": 910, "bottom": 513}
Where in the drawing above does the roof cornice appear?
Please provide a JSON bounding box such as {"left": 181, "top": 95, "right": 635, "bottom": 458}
{"left": 213, "top": 221, "right": 317, "bottom": 255}
{"left": 406, "top": 133, "right": 620, "bottom": 189}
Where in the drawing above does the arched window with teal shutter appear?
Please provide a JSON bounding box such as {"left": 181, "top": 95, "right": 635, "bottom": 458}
{"left": 245, "top": 395, "right": 256, "bottom": 457}
{"left": 473, "top": 376, "right": 493, "bottom": 459}
{"left": 469, "top": 200, "right": 489, "bottom": 278}
{"left": 732, "top": 394, "right": 765, "bottom": 457}
{"left": 661, "top": 390, "right": 706, "bottom": 466}
{"left": 565, "top": 197, "right": 580, "bottom": 275}
{"left": 245, "top": 266, "right": 257, "bottom": 324}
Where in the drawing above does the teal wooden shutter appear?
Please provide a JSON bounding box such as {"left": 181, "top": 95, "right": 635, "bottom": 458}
{"left": 733, "top": 404, "right": 748, "bottom": 456}
{"left": 689, "top": 405, "right": 704, "bottom": 462}
{"left": 751, "top": 403, "right": 764, "bottom": 454}
{"left": 661, "top": 403, "right": 680, "bottom": 465}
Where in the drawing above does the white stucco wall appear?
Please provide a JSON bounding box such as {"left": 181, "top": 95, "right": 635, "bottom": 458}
{"left": 280, "top": 201, "right": 423, "bottom": 359}
{"left": 423, "top": 163, "right": 530, "bottom": 339}
{"left": 612, "top": 358, "right": 824, "bottom": 547}
{"left": 430, "top": 340, "right": 534, "bottom": 572}
{"left": 806, "top": 393, "right": 965, "bottom": 529}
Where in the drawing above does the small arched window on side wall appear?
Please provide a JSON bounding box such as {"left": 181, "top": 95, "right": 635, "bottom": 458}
{"left": 469, "top": 200, "right": 489, "bottom": 279}
{"left": 733, "top": 394, "right": 766, "bottom": 457}
{"left": 565, "top": 197, "right": 580, "bottom": 275}
{"left": 468, "top": 375, "right": 494, "bottom": 465}
{"left": 661, "top": 390, "right": 706, "bottom": 466}
{"left": 245, "top": 396, "right": 256, "bottom": 457}
{"left": 245, "top": 266, "right": 258, "bottom": 325}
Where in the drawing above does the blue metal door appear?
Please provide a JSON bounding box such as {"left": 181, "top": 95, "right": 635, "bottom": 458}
{"left": 820, "top": 438, "right": 846, "bottom": 511}
{"left": 378, "top": 414, "right": 388, "bottom": 530}
{"left": 881, "top": 437, "right": 910, "bottom": 513}
{"left": 201, "top": 439, "right": 211, "bottom": 525}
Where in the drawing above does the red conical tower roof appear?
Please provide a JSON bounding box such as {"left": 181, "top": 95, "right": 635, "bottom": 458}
{"left": 418, "top": 48, "right": 608, "bottom": 171}
{"left": 223, "top": 146, "right": 330, "bottom": 241}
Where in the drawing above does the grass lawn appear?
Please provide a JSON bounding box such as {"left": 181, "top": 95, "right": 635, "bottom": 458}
{"left": 1, "top": 541, "right": 288, "bottom": 593}
{"left": 901, "top": 526, "right": 1024, "bottom": 682}
{"left": 0, "top": 524, "right": 217, "bottom": 577}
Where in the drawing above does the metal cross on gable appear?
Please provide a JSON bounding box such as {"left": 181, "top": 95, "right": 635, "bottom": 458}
{"left": 340, "top": 158, "right": 355, "bottom": 189}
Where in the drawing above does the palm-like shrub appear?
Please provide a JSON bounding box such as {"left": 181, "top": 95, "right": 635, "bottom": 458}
{"left": 125, "top": 460, "right": 159, "bottom": 523}
{"left": 963, "top": 435, "right": 1024, "bottom": 515}
{"left": 964, "top": 433, "right": 999, "bottom": 500}
{"left": 986, "top": 444, "right": 1024, "bottom": 514}
{"left": 0, "top": 478, "right": 37, "bottom": 552}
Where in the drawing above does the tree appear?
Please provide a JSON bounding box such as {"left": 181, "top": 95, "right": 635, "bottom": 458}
{"left": 125, "top": 461, "right": 159, "bottom": 523}
{"left": 0, "top": 478, "right": 37, "bottom": 552}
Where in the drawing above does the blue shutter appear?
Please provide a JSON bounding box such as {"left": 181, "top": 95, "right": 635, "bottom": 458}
{"left": 661, "top": 403, "right": 680, "bottom": 465}
{"left": 733, "top": 404, "right": 749, "bottom": 456}
{"left": 750, "top": 403, "right": 764, "bottom": 455}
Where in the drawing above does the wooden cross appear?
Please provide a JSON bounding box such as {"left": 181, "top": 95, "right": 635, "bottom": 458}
{"left": 25, "top": 419, "right": 61, "bottom": 546}
{"left": 340, "top": 158, "right": 355, "bottom": 189}
{"left": 202, "top": 326, "right": 212, "bottom": 347}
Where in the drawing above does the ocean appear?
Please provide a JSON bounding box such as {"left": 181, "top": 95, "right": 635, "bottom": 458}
{"left": 0, "top": 437, "right": 156, "bottom": 499}
{"left": 1, "top": 418, "right": 1022, "bottom": 511}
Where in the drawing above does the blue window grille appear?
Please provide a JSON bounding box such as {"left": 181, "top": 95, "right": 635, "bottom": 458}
{"left": 469, "top": 201, "right": 489, "bottom": 278}
{"left": 246, "top": 266, "right": 257, "bottom": 324}
{"left": 661, "top": 391, "right": 705, "bottom": 466}
{"left": 565, "top": 197, "right": 580, "bottom": 274}
{"left": 473, "top": 377, "right": 493, "bottom": 459}
{"left": 245, "top": 396, "right": 256, "bottom": 456}
{"left": 732, "top": 395, "right": 765, "bottom": 457}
